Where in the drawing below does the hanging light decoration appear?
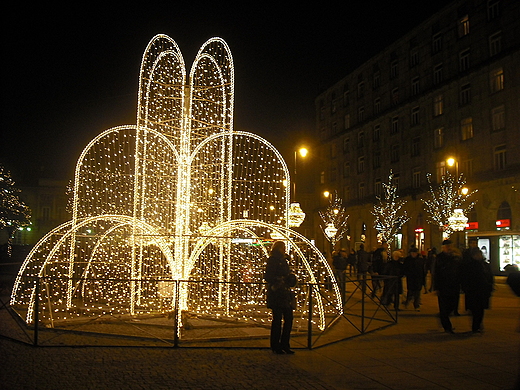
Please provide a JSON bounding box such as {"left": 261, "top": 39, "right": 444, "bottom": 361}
{"left": 448, "top": 208, "right": 468, "bottom": 232}
{"left": 288, "top": 202, "right": 305, "bottom": 227}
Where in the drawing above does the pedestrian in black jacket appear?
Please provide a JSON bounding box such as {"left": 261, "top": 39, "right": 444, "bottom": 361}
{"left": 460, "top": 247, "right": 494, "bottom": 333}
{"left": 433, "top": 239, "right": 461, "bottom": 333}
{"left": 402, "top": 248, "right": 425, "bottom": 310}
{"left": 264, "top": 240, "right": 296, "bottom": 354}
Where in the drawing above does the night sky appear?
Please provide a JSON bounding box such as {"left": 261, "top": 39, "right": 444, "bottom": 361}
{"left": 3, "top": 1, "right": 454, "bottom": 185}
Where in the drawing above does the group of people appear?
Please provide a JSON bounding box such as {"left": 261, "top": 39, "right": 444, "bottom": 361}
{"left": 263, "top": 237, "right": 495, "bottom": 355}
{"left": 331, "top": 238, "right": 495, "bottom": 333}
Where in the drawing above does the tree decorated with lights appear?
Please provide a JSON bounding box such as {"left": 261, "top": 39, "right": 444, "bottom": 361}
{"left": 371, "top": 172, "right": 410, "bottom": 252}
{"left": 319, "top": 191, "right": 349, "bottom": 250}
{"left": 0, "top": 164, "right": 31, "bottom": 255}
{"left": 422, "top": 171, "right": 477, "bottom": 238}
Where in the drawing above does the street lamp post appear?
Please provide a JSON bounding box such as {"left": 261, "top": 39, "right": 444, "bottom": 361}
{"left": 293, "top": 147, "right": 308, "bottom": 201}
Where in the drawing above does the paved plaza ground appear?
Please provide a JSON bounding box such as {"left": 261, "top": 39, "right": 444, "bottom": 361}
{"left": 1, "top": 264, "right": 519, "bottom": 389}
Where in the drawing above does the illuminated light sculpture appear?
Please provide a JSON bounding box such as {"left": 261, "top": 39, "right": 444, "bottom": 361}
{"left": 448, "top": 209, "right": 468, "bottom": 232}
{"left": 11, "top": 35, "right": 340, "bottom": 331}
{"left": 288, "top": 202, "right": 306, "bottom": 227}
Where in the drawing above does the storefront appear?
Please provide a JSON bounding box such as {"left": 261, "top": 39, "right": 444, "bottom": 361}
{"left": 467, "top": 219, "right": 520, "bottom": 274}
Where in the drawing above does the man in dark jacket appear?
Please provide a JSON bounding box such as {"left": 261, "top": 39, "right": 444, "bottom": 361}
{"left": 370, "top": 242, "right": 387, "bottom": 298}
{"left": 460, "top": 247, "right": 494, "bottom": 333}
{"left": 433, "top": 239, "right": 461, "bottom": 333}
{"left": 402, "top": 248, "right": 425, "bottom": 310}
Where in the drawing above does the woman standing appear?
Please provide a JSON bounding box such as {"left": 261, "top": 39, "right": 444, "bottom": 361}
{"left": 264, "top": 241, "right": 295, "bottom": 354}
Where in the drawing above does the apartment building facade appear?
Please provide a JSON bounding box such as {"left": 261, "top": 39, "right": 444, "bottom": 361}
{"left": 315, "top": 0, "right": 520, "bottom": 273}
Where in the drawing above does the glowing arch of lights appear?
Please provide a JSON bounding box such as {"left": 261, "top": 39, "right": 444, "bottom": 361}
{"left": 11, "top": 34, "right": 340, "bottom": 331}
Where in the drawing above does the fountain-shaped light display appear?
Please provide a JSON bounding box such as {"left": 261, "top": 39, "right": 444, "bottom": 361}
{"left": 11, "top": 35, "right": 340, "bottom": 332}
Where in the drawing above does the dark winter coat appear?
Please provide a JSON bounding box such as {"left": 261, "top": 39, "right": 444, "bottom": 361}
{"left": 460, "top": 256, "right": 494, "bottom": 311}
{"left": 382, "top": 259, "right": 403, "bottom": 294}
{"left": 264, "top": 252, "right": 294, "bottom": 310}
{"left": 402, "top": 255, "right": 426, "bottom": 291}
{"left": 433, "top": 250, "right": 461, "bottom": 295}
{"left": 356, "top": 249, "right": 372, "bottom": 273}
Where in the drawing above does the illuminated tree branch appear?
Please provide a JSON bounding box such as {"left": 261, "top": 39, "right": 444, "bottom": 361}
{"left": 421, "top": 171, "right": 477, "bottom": 238}
{"left": 371, "top": 171, "right": 410, "bottom": 253}
{"left": 319, "top": 191, "right": 349, "bottom": 249}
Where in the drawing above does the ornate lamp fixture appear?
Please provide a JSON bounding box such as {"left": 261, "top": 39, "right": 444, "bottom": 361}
{"left": 448, "top": 208, "right": 468, "bottom": 232}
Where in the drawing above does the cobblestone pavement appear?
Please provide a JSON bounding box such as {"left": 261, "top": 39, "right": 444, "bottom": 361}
{"left": 1, "top": 273, "right": 519, "bottom": 389}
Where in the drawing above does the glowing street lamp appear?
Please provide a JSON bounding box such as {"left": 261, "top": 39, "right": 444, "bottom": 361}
{"left": 446, "top": 157, "right": 459, "bottom": 176}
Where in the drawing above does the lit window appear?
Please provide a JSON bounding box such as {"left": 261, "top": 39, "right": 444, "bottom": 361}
{"left": 458, "top": 15, "right": 470, "bottom": 37}
{"left": 491, "top": 105, "right": 505, "bottom": 131}
{"left": 461, "top": 117, "right": 474, "bottom": 140}
{"left": 490, "top": 68, "right": 504, "bottom": 93}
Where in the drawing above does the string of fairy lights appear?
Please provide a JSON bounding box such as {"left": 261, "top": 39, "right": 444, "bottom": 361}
{"left": 11, "top": 35, "right": 341, "bottom": 332}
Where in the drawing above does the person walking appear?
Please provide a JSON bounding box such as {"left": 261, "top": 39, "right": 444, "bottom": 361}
{"left": 402, "top": 247, "right": 426, "bottom": 311}
{"left": 460, "top": 247, "right": 494, "bottom": 333}
{"left": 381, "top": 250, "right": 404, "bottom": 310}
{"left": 333, "top": 249, "right": 348, "bottom": 301}
{"left": 264, "top": 240, "right": 296, "bottom": 354}
{"left": 433, "top": 239, "right": 461, "bottom": 333}
{"left": 370, "top": 242, "right": 387, "bottom": 298}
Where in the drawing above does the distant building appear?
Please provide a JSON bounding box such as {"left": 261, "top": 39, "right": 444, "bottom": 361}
{"left": 315, "top": 0, "right": 520, "bottom": 273}
{"left": 13, "top": 179, "right": 69, "bottom": 247}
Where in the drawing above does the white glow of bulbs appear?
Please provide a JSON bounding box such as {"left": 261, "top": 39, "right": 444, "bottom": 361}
{"left": 10, "top": 35, "right": 340, "bottom": 332}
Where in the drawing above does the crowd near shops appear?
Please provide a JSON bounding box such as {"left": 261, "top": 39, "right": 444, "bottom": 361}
{"left": 330, "top": 238, "right": 513, "bottom": 334}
